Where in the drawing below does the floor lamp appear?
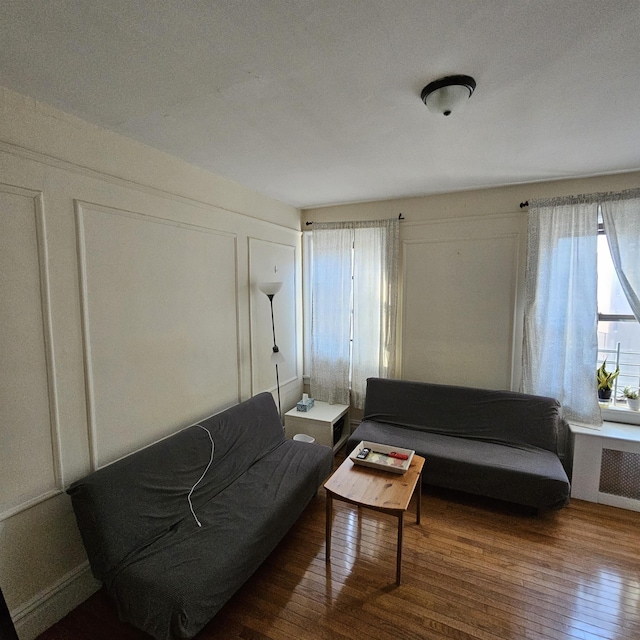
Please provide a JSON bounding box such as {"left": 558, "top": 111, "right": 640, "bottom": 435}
{"left": 258, "top": 282, "right": 285, "bottom": 424}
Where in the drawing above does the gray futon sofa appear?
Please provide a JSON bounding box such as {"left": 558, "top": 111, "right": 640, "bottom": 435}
{"left": 346, "top": 378, "right": 570, "bottom": 511}
{"left": 68, "top": 392, "right": 333, "bottom": 640}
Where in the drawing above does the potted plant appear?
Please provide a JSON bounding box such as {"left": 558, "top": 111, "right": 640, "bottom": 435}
{"left": 596, "top": 360, "right": 619, "bottom": 402}
{"left": 623, "top": 386, "right": 640, "bottom": 411}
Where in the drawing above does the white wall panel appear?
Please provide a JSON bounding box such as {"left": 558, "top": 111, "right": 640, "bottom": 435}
{"left": 0, "top": 185, "right": 60, "bottom": 518}
{"left": 402, "top": 219, "right": 522, "bottom": 390}
{"left": 76, "top": 203, "right": 240, "bottom": 468}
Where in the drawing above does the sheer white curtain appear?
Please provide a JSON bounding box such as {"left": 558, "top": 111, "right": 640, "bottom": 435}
{"left": 310, "top": 224, "right": 352, "bottom": 405}
{"left": 601, "top": 190, "right": 640, "bottom": 321}
{"left": 351, "top": 220, "right": 400, "bottom": 408}
{"left": 522, "top": 197, "right": 601, "bottom": 426}
{"left": 310, "top": 219, "right": 399, "bottom": 408}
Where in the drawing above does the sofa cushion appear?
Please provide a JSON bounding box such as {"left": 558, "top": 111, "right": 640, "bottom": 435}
{"left": 68, "top": 392, "right": 286, "bottom": 582}
{"left": 363, "top": 378, "right": 562, "bottom": 454}
{"left": 348, "top": 420, "right": 570, "bottom": 510}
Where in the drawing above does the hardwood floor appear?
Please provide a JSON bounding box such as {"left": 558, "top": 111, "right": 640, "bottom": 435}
{"left": 37, "top": 468, "right": 640, "bottom": 640}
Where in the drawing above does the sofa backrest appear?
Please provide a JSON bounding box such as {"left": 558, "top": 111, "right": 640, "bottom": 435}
{"left": 68, "top": 392, "right": 283, "bottom": 582}
{"left": 363, "top": 378, "right": 561, "bottom": 454}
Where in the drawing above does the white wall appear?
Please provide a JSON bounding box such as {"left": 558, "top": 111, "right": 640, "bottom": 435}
{"left": 303, "top": 171, "right": 640, "bottom": 391}
{"left": 0, "top": 86, "right": 303, "bottom": 638}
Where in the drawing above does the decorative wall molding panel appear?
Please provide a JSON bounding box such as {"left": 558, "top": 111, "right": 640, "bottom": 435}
{"left": 76, "top": 202, "right": 241, "bottom": 469}
{"left": 402, "top": 228, "right": 521, "bottom": 390}
{"left": 0, "top": 183, "right": 62, "bottom": 521}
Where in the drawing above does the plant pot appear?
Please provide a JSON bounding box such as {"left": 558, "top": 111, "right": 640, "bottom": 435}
{"left": 628, "top": 397, "right": 640, "bottom": 411}
{"left": 597, "top": 388, "right": 612, "bottom": 401}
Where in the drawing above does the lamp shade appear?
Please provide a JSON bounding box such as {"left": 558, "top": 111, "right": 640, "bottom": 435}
{"left": 421, "top": 75, "right": 476, "bottom": 116}
{"left": 258, "top": 281, "right": 282, "bottom": 296}
{"left": 271, "top": 349, "right": 285, "bottom": 364}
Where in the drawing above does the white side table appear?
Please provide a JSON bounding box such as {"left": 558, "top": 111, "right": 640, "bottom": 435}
{"left": 285, "top": 401, "right": 350, "bottom": 453}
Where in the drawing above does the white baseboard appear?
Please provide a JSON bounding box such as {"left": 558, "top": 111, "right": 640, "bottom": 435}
{"left": 12, "top": 562, "right": 100, "bottom": 640}
{"left": 599, "top": 491, "right": 640, "bottom": 513}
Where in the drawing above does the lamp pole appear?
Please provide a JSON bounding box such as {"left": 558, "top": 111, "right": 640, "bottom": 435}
{"left": 266, "top": 292, "right": 282, "bottom": 423}
{"left": 258, "top": 282, "right": 285, "bottom": 425}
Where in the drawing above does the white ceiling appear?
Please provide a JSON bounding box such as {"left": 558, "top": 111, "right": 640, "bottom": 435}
{"left": 2, "top": 1, "right": 640, "bottom": 209}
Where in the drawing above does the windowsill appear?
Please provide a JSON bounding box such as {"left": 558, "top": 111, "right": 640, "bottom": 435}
{"left": 600, "top": 404, "right": 640, "bottom": 426}
{"left": 569, "top": 420, "right": 640, "bottom": 446}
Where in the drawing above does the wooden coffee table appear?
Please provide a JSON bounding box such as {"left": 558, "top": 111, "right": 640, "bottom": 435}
{"left": 324, "top": 453, "right": 425, "bottom": 585}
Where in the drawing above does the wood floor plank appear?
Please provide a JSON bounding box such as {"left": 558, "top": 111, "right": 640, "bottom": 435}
{"left": 36, "top": 464, "right": 640, "bottom": 640}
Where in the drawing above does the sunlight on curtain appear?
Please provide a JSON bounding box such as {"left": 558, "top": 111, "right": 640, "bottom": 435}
{"left": 352, "top": 220, "right": 399, "bottom": 408}
{"left": 310, "top": 219, "right": 399, "bottom": 409}
{"left": 522, "top": 198, "right": 601, "bottom": 427}
{"left": 601, "top": 191, "right": 640, "bottom": 322}
{"left": 311, "top": 224, "right": 352, "bottom": 405}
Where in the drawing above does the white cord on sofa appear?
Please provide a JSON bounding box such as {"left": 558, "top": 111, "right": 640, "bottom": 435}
{"left": 187, "top": 425, "right": 215, "bottom": 527}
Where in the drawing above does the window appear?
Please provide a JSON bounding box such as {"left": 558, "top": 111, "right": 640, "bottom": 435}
{"left": 597, "top": 228, "right": 640, "bottom": 418}
{"left": 303, "top": 220, "right": 399, "bottom": 409}
{"left": 522, "top": 193, "right": 640, "bottom": 427}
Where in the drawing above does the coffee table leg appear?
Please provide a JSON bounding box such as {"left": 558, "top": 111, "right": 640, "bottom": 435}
{"left": 416, "top": 470, "right": 422, "bottom": 524}
{"left": 396, "top": 511, "right": 404, "bottom": 586}
{"left": 326, "top": 492, "right": 332, "bottom": 563}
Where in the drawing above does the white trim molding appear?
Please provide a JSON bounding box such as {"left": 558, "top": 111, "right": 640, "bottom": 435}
{"left": 75, "top": 200, "right": 242, "bottom": 470}
{"left": 0, "top": 182, "right": 63, "bottom": 517}
{"left": 13, "top": 562, "right": 100, "bottom": 640}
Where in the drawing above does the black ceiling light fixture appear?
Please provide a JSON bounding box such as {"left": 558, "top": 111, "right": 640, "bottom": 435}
{"left": 421, "top": 75, "right": 476, "bottom": 116}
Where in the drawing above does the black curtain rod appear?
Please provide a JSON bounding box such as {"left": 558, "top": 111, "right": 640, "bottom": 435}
{"left": 305, "top": 213, "right": 405, "bottom": 226}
